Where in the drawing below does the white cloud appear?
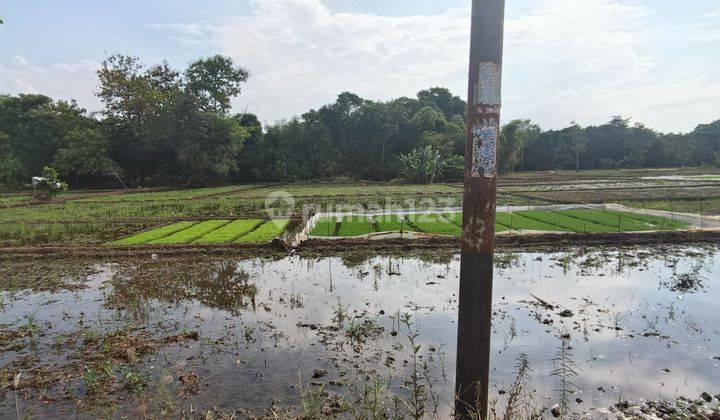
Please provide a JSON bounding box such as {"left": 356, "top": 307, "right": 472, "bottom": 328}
{"left": 0, "top": 55, "right": 101, "bottom": 111}
{"left": 155, "top": 0, "right": 687, "bottom": 128}
{"left": 2, "top": 0, "right": 715, "bottom": 133}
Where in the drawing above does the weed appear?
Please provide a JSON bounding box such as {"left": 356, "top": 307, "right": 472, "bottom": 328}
{"left": 550, "top": 337, "right": 581, "bottom": 418}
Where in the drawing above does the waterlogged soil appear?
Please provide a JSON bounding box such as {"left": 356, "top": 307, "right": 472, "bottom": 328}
{"left": 1, "top": 246, "right": 719, "bottom": 417}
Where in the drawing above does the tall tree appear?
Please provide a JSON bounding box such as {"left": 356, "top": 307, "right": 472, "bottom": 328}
{"left": 185, "top": 55, "right": 249, "bottom": 113}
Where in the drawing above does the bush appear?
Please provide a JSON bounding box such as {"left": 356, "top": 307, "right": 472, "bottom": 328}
{"left": 442, "top": 155, "right": 464, "bottom": 181}
{"left": 714, "top": 152, "right": 720, "bottom": 168}
{"left": 33, "top": 167, "right": 68, "bottom": 201}
{"left": 398, "top": 146, "right": 446, "bottom": 184}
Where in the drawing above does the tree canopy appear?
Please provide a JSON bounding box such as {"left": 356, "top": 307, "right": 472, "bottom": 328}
{"left": 0, "top": 53, "right": 718, "bottom": 188}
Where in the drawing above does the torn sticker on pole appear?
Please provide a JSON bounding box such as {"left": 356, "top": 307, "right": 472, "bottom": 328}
{"left": 474, "top": 62, "right": 502, "bottom": 106}
{"left": 471, "top": 119, "right": 499, "bottom": 178}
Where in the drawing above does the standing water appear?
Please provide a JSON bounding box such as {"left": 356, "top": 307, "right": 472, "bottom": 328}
{"left": 0, "top": 245, "right": 718, "bottom": 417}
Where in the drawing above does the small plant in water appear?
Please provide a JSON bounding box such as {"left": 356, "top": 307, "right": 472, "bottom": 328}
{"left": 550, "top": 336, "right": 581, "bottom": 418}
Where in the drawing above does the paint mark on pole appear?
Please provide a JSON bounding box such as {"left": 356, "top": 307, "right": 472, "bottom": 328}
{"left": 471, "top": 119, "right": 499, "bottom": 178}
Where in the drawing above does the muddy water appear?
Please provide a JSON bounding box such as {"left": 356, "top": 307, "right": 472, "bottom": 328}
{"left": 1, "top": 245, "right": 718, "bottom": 417}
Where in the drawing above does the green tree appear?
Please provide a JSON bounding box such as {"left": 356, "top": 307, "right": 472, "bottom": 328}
{"left": 0, "top": 132, "right": 25, "bottom": 187}
{"left": 54, "top": 127, "right": 118, "bottom": 187}
{"left": 565, "top": 122, "right": 587, "bottom": 172}
{"left": 185, "top": 55, "right": 249, "bottom": 113}
{"left": 417, "top": 87, "right": 466, "bottom": 120}
{"left": 501, "top": 119, "right": 540, "bottom": 173}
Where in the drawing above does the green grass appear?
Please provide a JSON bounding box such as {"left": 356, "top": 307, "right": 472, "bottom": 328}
{"left": 73, "top": 185, "right": 244, "bottom": 202}
{"left": 194, "top": 219, "right": 264, "bottom": 244}
{"left": 236, "top": 219, "right": 290, "bottom": 243}
{"left": 108, "top": 221, "right": 198, "bottom": 246}
{"left": 150, "top": 220, "right": 229, "bottom": 244}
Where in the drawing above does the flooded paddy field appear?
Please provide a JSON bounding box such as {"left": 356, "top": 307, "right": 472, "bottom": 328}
{"left": 1, "top": 245, "right": 719, "bottom": 418}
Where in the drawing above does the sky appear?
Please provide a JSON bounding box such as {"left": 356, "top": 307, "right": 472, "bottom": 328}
{"left": 1, "top": 0, "right": 719, "bottom": 133}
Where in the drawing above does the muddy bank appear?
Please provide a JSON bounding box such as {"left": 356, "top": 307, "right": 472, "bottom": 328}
{"left": 2, "top": 229, "right": 719, "bottom": 260}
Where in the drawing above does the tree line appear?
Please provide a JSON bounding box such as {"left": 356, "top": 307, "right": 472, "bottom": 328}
{"left": 1, "top": 54, "right": 719, "bottom": 188}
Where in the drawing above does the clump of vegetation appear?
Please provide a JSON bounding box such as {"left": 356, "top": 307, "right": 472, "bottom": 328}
{"left": 398, "top": 145, "right": 446, "bottom": 184}
{"left": 33, "top": 167, "right": 68, "bottom": 201}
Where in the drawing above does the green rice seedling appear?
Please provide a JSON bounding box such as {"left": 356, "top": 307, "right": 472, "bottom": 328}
{"left": 73, "top": 185, "right": 244, "bottom": 203}
{"left": 309, "top": 217, "right": 339, "bottom": 237}
{"left": 236, "top": 219, "right": 290, "bottom": 243}
{"left": 373, "top": 214, "right": 417, "bottom": 234}
{"left": 517, "top": 211, "right": 614, "bottom": 233}
{"left": 150, "top": 220, "right": 229, "bottom": 244}
{"left": 193, "top": 219, "right": 264, "bottom": 244}
{"left": 496, "top": 212, "right": 569, "bottom": 232}
{"left": 337, "top": 215, "right": 375, "bottom": 237}
{"left": 108, "top": 221, "right": 198, "bottom": 246}
{"left": 555, "top": 209, "right": 686, "bottom": 232}
{"left": 406, "top": 213, "right": 461, "bottom": 236}
{"left": 617, "top": 211, "right": 689, "bottom": 230}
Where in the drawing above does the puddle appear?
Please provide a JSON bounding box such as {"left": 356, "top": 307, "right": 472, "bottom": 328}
{"left": 1, "top": 245, "right": 719, "bottom": 417}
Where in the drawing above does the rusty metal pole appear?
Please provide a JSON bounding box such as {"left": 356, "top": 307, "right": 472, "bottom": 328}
{"left": 455, "top": 0, "right": 505, "bottom": 418}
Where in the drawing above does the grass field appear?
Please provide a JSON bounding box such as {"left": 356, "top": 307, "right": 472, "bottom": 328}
{"left": 194, "top": 219, "right": 264, "bottom": 244}
{"left": 150, "top": 220, "right": 230, "bottom": 245}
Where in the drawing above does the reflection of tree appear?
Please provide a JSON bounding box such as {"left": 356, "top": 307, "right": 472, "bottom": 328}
{"left": 107, "top": 260, "right": 257, "bottom": 315}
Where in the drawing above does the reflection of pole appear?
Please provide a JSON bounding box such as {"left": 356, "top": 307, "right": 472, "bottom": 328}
{"left": 455, "top": 1, "right": 505, "bottom": 419}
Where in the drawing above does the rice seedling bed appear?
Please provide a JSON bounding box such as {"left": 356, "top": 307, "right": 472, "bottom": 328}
{"left": 517, "top": 211, "right": 616, "bottom": 233}
{"left": 150, "top": 220, "right": 230, "bottom": 245}
{"left": 108, "top": 221, "right": 198, "bottom": 246}
{"left": 556, "top": 210, "right": 688, "bottom": 232}
{"left": 236, "top": 219, "right": 290, "bottom": 243}
{"left": 374, "top": 214, "right": 417, "bottom": 234}
{"left": 406, "top": 214, "right": 462, "bottom": 236}
{"left": 337, "top": 216, "right": 376, "bottom": 237}
{"left": 309, "top": 217, "right": 339, "bottom": 237}
{"left": 309, "top": 209, "right": 687, "bottom": 238}
{"left": 194, "top": 219, "right": 264, "bottom": 244}
{"left": 496, "top": 212, "right": 568, "bottom": 232}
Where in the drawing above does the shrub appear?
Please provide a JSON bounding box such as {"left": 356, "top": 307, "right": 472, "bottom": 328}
{"left": 33, "top": 167, "right": 68, "bottom": 201}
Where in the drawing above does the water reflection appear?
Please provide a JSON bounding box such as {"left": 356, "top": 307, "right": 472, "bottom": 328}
{"left": 0, "top": 245, "right": 718, "bottom": 416}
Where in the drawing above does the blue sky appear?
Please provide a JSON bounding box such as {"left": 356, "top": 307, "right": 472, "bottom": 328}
{"left": 1, "top": 0, "right": 719, "bottom": 132}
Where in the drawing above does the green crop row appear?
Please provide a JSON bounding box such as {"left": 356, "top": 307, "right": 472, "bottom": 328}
{"left": 307, "top": 209, "right": 689, "bottom": 237}
{"left": 236, "top": 220, "right": 290, "bottom": 243}
{"left": 150, "top": 220, "right": 230, "bottom": 244}
{"left": 108, "top": 221, "right": 198, "bottom": 246}
{"left": 194, "top": 219, "right": 264, "bottom": 244}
